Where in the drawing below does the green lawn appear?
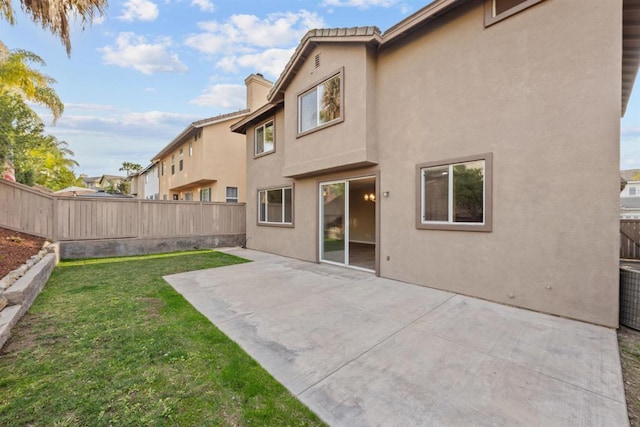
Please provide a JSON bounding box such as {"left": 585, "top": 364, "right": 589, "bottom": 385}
{"left": 0, "top": 250, "right": 324, "bottom": 426}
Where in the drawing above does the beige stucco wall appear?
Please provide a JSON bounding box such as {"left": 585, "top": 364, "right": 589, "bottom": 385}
{"left": 375, "top": 0, "right": 621, "bottom": 327}
{"left": 158, "top": 119, "right": 247, "bottom": 202}
{"left": 245, "top": 0, "right": 622, "bottom": 327}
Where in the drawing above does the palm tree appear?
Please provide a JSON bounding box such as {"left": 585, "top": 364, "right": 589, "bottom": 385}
{"left": 0, "top": 42, "right": 64, "bottom": 121}
{"left": 0, "top": 0, "right": 106, "bottom": 55}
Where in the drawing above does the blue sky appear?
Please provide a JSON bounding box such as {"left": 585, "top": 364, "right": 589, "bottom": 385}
{"left": 3, "top": 0, "right": 640, "bottom": 176}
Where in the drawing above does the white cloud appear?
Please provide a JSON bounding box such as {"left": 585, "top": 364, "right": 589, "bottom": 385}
{"left": 216, "top": 48, "right": 295, "bottom": 78}
{"left": 119, "top": 0, "right": 159, "bottom": 21}
{"left": 322, "top": 0, "right": 397, "bottom": 8}
{"left": 42, "top": 107, "right": 201, "bottom": 176}
{"left": 191, "top": 0, "right": 214, "bottom": 12}
{"left": 190, "top": 84, "right": 245, "bottom": 109}
{"left": 185, "top": 10, "right": 325, "bottom": 55}
{"left": 100, "top": 33, "right": 188, "bottom": 74}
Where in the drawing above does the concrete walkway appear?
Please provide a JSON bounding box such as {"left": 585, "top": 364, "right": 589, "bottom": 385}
{"left": 165, "top": 248, "right": 628, "bottom": 426}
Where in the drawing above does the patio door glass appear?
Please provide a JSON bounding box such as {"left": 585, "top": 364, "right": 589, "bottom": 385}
{"left": 320, "top": 182, "right": 346, "bottom": 264}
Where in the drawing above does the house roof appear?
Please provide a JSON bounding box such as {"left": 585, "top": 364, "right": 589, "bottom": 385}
{"left": 152, "top": 109, "right": 250, "bottom": 162}
{"left": 230, "top": 101, "right": 283, "bottom": 135}
{"left": 624, "top": 0, "right": 640, "bottom": 115}
{"left": 267, "top": 26, "right": 383, "bottom": 102}
{"left": 622, "top": 169, "right": 640, "bottom": 181}
{"left": 264, "top": 0, "right": 640, "bottom": 116}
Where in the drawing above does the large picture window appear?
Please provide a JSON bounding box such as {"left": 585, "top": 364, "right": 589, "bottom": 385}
{"left": 298, "top": 72, "right": 342, "bottom": 134}
{"left": 417, "top": 153, "right": 492, "bottom": 232}
{"left": 258, "top": 187, "right": 293, "bottom": 225}
{"left": 255, "top": 120, "right": 274, "bottom": 156}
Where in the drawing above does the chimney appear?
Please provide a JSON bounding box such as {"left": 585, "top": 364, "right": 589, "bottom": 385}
{"left": 245, "top": 73, "right": 273, "bottom": 112}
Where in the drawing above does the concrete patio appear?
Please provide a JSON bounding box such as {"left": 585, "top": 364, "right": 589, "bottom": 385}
{"left": 165, "top": 248, "right": 628, "bottom": 426}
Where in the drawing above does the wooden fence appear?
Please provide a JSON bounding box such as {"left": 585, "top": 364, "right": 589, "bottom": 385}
{"left": 0, "top": 179, "right": 245, "bottom": 241}
{"left": 622, "top": 220, "right": 640, "bottom": 260}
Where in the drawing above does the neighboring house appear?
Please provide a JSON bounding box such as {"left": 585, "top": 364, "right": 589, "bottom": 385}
{"left": 130, "top": 163, "right": 160, "bottom": 200}
{"left": 79, "top": 174, "right": 126, "bottom": 192}
{"left": 79, "top": 175, "right": 101, "bottom": 190}
{"left": 152, "top": 74, "right": 271, "bottom": 202}
{"left": 620, "top": 169, "right": 640, "bottom": 218}
{"left": 231, "top": 0, "right": 639, "bottom": 328}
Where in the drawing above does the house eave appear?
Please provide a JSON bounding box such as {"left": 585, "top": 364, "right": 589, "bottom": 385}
{"left": 151, "top": 110, "right": 251, "bottom": 162}
{"left": 267, "top": 27, "right": 382, "bottom": 103}
{"left": 231, "top": 102, "right": 282, "bottom": 135}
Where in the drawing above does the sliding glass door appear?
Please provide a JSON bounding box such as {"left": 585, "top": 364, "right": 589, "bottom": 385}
{"left": 320, "top": 182, "right": 346, "bottom": 264}
{"left": 320, "top": 177, "right": 376, "bottom": 271}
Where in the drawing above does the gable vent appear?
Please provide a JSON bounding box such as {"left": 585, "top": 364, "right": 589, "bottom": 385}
{"left": 314, "top": 53, "right": 320, "bottom": 68}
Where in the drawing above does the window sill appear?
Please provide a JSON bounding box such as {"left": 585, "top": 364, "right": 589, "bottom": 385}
{"left": 416, "top": 222, "right": 492, "bottom": 232}
{"left": 296, "top": 117, "right": 344, "bottom": 139}
{"left": 257, "top": 222, "right": 294, "bottom": 228}
{"left": 484, "top": 0, "right": 545, "bottom": 27}
{"left": 253, "top": 149, "right": 275, "bottom": 159}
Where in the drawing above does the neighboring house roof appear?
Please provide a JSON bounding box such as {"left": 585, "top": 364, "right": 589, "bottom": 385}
{"left": 98, "top": 175, "right": 126, "bottom": 186}
{"left": 622, "top": 197, "right": 640, "bottom": 208}
{"left": 264, "top": 0, "right": 640, "bottom": 115}
{"left": 152, "top": 110, "right": 250, "bottom": 162}
{"left": 78, "top": 191, "right": 133, "bottom": 198}
{"left": 622, "top": 169, "right": 640, "bottom": 181}
{"left": 80, "top": 176, "right": 100, "bottom": 184}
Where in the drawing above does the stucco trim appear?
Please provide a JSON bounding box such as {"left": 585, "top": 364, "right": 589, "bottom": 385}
{"left": 296, "top": 67, "right": 346, "bottom": 138}
{"left": 484, "top": 0, "right": 546, "bottom": 27}
{"left": 256, "top": 184, "right": 295, "bottom": 228}
{"left": 415, "top": 153, "right": 493, "bottom": 232}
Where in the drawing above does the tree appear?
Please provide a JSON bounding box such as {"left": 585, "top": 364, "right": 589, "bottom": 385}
{"left": 0, "top": 43, "right": 64, "bottom": 121}
{"left": 119, "top": 161, "right": 142, "bottom": 176}
{"left": 0, "top": 0, "right": 106, "bottom": 55}
{"left": 0, "top": 91, "right": 79, "bottom": 189}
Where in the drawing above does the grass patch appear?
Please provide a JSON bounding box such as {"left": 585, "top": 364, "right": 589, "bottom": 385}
{"left": 0, "top": 250, "right": 324, "bottom": 426}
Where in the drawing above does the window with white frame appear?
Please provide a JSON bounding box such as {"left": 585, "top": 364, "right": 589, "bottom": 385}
{"left": 258, "top": 187, "right": 293, "bottom": 225}
{"left": 189, "top": 141, "right": 193, "bottom": 157}
{"left": 200, "top": 188, "right": 211, "bottom": 202}
{"left": 171, "top": 154, "right": 175, "bottom": 175}
{"left": 255, "top": 120, "right": 274, "bottom": 156}
{"left": 161, "top": 161, "right": 165, "bottom": 176}
{"left": 226, "top": 187, "right": 239, "bottom": 203}
{"left": 417, "top": 154, "right": 492, "bottom": 232}
{"left": 631, "top": 187, "right": 638, "bottom": 196}
{"left": 179, "top": 148, "right": 184, "bottom": 171}
{"left": 298, "top": 72, "right": 342, "bottom": 134}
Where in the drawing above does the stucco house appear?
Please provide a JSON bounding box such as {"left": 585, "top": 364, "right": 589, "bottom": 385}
{"left": 130, "top": 163, "right": 160, "bottom": 200}
{"left": 152, "top": 74, "right": 271, "bottom": 202}
{"left": 231, "top": 0, "right": 640, "bottom": 328}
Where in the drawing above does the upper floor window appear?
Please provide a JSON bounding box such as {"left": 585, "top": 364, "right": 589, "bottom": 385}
{"left": 171, "top": 154, "right": 175, "bottom": 175}
{"left": 298, "top": 71, "right": 342, "bottom": 135}
{"left": 179, "top": 148, "right": 184, "bottom": 171}
{"left": 485, "top": 0, "right": 545, "bottom": 26}
{"left": 189, "top": 141, "right": 193, "bottom": 157}
{"left": 226, "top": 187, "right": 239, "bottom": 203}
{"left": 161, "top": 161, "right": 165, "bottom": 176}
{"left": 631, "top": 187, "right": 638, "bottom": 196}
{"left": 416, "top": 153, "right": 492, "bottom": 232}
{"left": 255, "top": 120, "right": 275, "bottom": 156}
